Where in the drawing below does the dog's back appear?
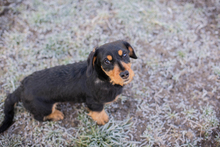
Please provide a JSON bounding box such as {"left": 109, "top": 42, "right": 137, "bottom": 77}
{"left": 21, "top": 61, "right": 89, "bottom": 102}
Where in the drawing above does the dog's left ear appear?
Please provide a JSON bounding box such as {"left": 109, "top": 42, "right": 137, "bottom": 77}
{"left": 122, "top": 41, "right": 137, "bottom": 59}
{"left": 86, "top": 48, "right": 98, "bottom": 77}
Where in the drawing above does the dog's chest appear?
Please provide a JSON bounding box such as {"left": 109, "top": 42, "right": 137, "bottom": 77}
{"left": 93, "top": 79, "right": 123, "bottom": 103}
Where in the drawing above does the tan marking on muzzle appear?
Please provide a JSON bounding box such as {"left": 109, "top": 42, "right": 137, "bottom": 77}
{"left": 101, "top": 62, "right": 134, "bottom": 86}
{"left": 121, "top": 62, "right": 134, "bottom": 85}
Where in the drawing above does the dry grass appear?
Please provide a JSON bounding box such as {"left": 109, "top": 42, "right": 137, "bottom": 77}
{"left": 0, "top": 0, "right": 220, "bottom": 146}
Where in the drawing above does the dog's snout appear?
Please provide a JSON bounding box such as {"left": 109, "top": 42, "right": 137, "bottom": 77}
{"left": 120, "top": 70, "right": 129, "bottom": 79}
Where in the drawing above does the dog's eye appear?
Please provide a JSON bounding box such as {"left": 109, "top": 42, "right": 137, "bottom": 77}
{"left": 122, "top": 53, "right": 127, "bottom": 58}
{"left": 104, "top": 59, "right": 111, "bottom": 65}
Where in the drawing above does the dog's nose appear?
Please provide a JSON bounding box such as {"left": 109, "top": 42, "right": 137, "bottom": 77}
{"left": 120, "top": 70, "right": 129, "bottom": 79}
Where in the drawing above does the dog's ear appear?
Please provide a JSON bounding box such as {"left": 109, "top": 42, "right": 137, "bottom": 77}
{"left": 86, "top": 48, "right": 98, "bottom": 77}
{"left": 122, "top": 41, "right": 137, "bottom": 59}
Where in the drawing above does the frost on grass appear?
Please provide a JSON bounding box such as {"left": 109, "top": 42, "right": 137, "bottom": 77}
{"left": 74, "top": 108, "right": 137, "bottom": 147}
{"left": 139, "top": 103, "right": 219, "bottom": 146}
{"left": 0, "top": 0, "right": 220, "bottom": 146}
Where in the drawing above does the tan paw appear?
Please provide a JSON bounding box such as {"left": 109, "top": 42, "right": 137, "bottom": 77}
{"left": 88, "top": 110, "right": 109, "bottom": 125}
{"left": 44, "top": 110, "right": 64, "bottom": 121}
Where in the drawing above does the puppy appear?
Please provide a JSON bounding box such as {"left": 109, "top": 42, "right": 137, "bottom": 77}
{"left": 0, "top": 40, "right": 137, "bottom": 133}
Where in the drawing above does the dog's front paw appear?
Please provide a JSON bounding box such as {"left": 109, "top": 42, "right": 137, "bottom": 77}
{"left": 88, "top": 110, "right": 109, "bottom": 125}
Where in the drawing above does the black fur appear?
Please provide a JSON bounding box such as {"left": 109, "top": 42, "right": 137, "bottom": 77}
{"left": 0, "top": 40, "right": 137, "bottom": 133}
{"left": 0, "top": 87, "right": 21, "bottom": 133}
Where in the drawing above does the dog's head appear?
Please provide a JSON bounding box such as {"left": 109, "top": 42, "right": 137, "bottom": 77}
{"left": 86, "top": 40, "right": 137, "bottom": 86}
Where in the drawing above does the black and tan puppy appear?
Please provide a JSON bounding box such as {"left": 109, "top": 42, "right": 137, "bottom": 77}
{"left": 0, "top": 40, "right": 137, "bottom": 133}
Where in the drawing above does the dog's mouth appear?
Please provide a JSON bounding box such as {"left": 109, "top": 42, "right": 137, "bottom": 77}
{"left": 124, "top": 79, "right": 129, "bottom": 82}
{"left": 122, "top": 77, "right": 132, "bottom": 85}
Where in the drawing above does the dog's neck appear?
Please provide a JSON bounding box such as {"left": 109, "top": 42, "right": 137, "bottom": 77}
{"left": 94, "top": 64, "right": 109, "bottom": 82}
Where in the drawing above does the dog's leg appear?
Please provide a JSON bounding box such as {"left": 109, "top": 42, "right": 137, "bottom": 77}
{"left": 43, "top": 103, "right": 64, "bottom": 121}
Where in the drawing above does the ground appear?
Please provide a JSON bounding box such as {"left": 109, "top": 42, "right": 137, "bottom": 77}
{"left": 0, "top": 0, "right": 220, "bottom": 146}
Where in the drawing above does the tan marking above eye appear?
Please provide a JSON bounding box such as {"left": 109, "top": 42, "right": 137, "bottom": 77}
{"left": 118, "top": 50, "right": 123, "bottom": 56}
{"left": 107, "top": 55, "right": 112, "bottom": 61}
